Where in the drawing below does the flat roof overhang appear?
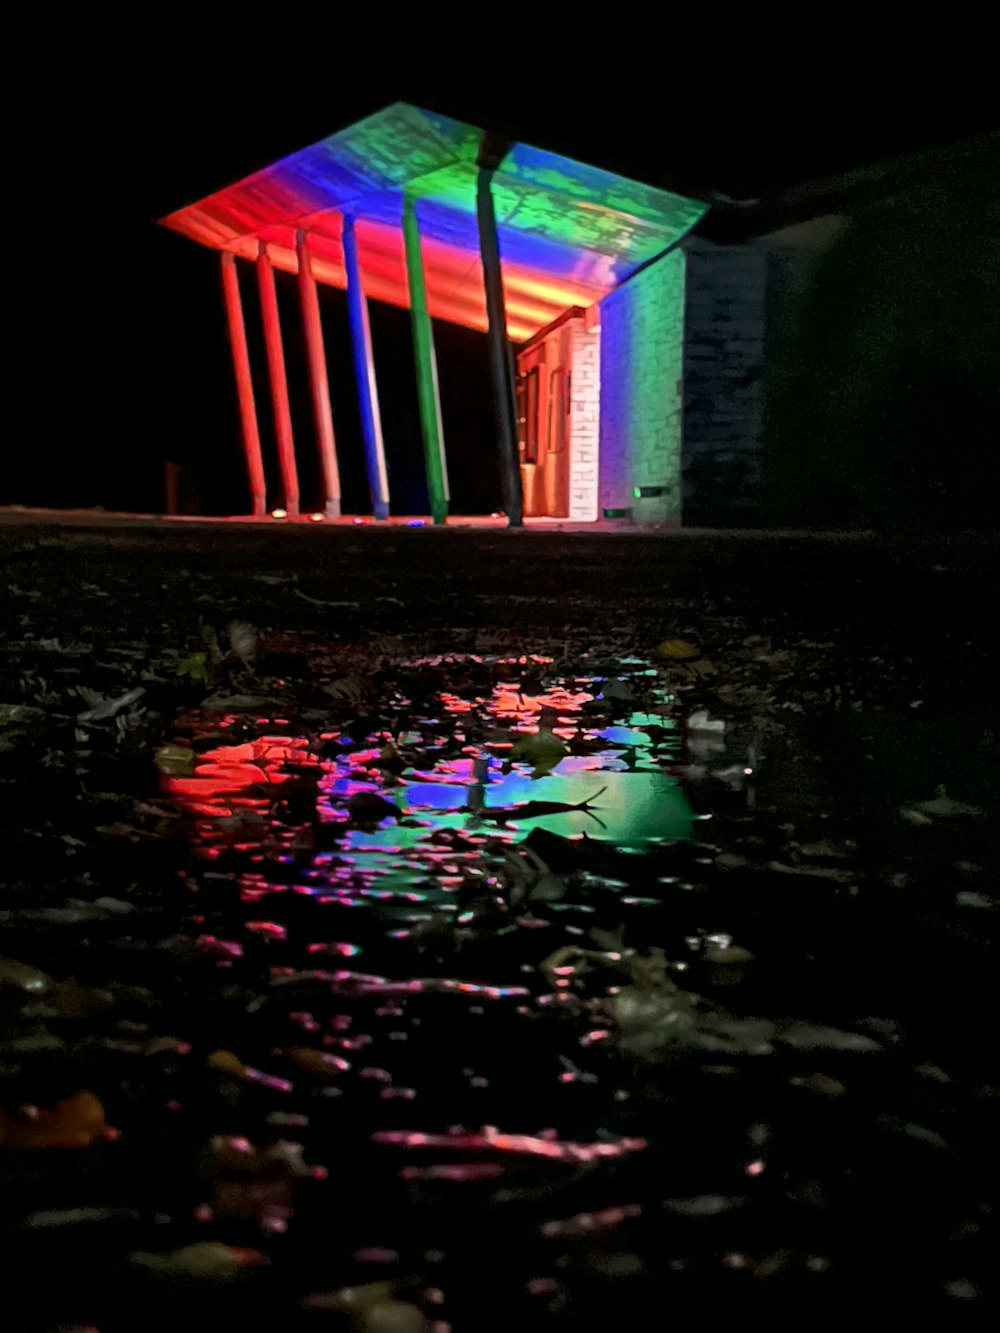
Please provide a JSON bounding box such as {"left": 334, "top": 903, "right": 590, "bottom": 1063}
{"left": 160, "top": 103, "right": 707, "bottom": 341}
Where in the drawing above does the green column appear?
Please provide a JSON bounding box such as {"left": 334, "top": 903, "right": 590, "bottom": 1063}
{"left": 402, "top": 194, "right": 449, "bottom": 524}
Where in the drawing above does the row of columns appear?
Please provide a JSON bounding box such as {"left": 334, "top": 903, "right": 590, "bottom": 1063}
{"left": 220, "top": 212, "right": 453, "bottom": 522}
{"left": 220, "top": 164, "right": 521, "bottom": 524}
{"left": 220, "top": 229, "right": 409, "bottom": 520}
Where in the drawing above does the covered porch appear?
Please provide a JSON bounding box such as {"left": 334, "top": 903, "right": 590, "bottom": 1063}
{"left": 161, "top": 103, "right": 705, "bottom": 525}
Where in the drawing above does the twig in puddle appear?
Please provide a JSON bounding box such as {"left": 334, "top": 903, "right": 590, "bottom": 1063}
{"left": 465, "top": 786, "right": 607, "bottom": 827}
{"left": 293, "top": 589, "right": 361, "bottom": 608}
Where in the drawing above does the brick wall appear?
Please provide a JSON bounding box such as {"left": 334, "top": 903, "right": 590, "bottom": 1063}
{"left": 681, "top": 242, "right": 769, "bottom": 524}
{"left": 758, "top": 243, "right": 829, "bottom": 452}
{"left": 568, "top": 325, "right": 600, "bottom": 520}
{"left": 597, "top": 249, "right": 686, "bottom": 523}
{"left": 682, "top": 239, "right": 823, "bottom": 525}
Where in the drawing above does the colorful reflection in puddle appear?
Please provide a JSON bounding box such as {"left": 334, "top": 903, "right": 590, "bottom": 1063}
{"left": 385, "top": 769, "right": 689, "bottom": 860}
{"left": 157, "top": 657, "right": 694, "bottom": 1306}
{"left": 165, "top": 666, "right": 691, "bottom": 896}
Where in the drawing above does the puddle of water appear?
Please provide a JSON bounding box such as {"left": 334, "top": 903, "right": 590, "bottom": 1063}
{"left": 149, "top": 657, "right": 699, "bottom": 1312}
{"left": 165, "top": 664, "right": 692, "bottom": 902}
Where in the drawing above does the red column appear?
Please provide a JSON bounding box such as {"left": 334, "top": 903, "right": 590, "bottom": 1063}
{"left": 220, "top": 252, "right": 266, "bottom": 515}
{"left": 256, "top": 243, "right": 300, "bottom": 515}
{"left": 295, "top": 231, "right": 341, "bottom": 516}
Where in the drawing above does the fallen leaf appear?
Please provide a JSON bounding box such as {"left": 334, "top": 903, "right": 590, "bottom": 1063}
{"left": 0, "top": 958, "right": 52, "bottom": 993}
{"left": 76, "top": 686, "right": 145, "bottom": 723}
{"left": 655, "top": 639, "right": 699, "bottom": 660}
{"left": 901, "top": 786, "right": 983, "bottom": 821}
{"left": 208, "top": 1049, "right": 248, "bottom": 1077}
{"left": 155, "top": 744, "right": 196, "bottom": 776}
{"left": 687, "top": 710, "right": 727, "bottom": 735}
{"left": 0, "top": 1092, "right": 112, "bottom": 1148}
{"left": 508, "top": 728, "right": 568, "bottom": 767}
{"left": 176, "top": 652, "right": 211, "bottom": 682}
{"left": 131, "top": 1242, "right": 264, "bottom": 1279}
{"left": 227, "top": 619, "right": 258, "bottom": 665}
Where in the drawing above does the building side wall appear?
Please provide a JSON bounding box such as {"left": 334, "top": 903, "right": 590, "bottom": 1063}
{"left": 681, "top": 243, "right": 770, "bottom": 524}
{"left": 681, "top": 239, "right": 826, "bottom": 525}
{"left": 598, "top": 249, "right": 686, "bottom": 523}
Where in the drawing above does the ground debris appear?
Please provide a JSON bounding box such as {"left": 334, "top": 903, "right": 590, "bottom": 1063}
{"left": 0, "top": 525, "right": 995, "bottom": 1326}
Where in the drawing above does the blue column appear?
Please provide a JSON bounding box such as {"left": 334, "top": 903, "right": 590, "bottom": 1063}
{"left": 342, "top": 215, "right": 390, "bottom": 519}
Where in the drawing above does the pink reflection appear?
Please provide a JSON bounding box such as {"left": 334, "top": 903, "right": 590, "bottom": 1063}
{"left": 324, "top": 972, "right": 529, "bottom": 998}
{"left": 347, "top": 749, "right": 382, "bottom": 768}
{"left": 241, "top": 1067, "right": 293, "bottom": 1093}
{"left": 528, "top": 1277, "right": 562, "bottom": 1295}
{"left": 541, "top": 1203, "right": 641, "bottom": 1237}
{"left": 373, "top": 1128, "right": 646, "bottom": 1162}
{"left": 196, "top": 935, "right": 244, "bottom": 958}
{"left": 400, "top": 1163, "right": 505, "bottom": 1181}
{"left": 246, "top": 921, "right": 287, "bottom": 939}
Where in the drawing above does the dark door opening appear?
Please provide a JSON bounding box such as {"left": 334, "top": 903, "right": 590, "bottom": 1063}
{"left": 433, "top": 320, "right": 502, "bottom": 515}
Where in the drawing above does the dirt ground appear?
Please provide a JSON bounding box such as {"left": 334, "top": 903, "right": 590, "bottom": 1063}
{"left": 4, "top": 518, "right": 996, "bottom": 860}
{"left": 1, "top": 519, "right": 997, "bottom": 1329}
{"left": 0, "top": 518, "right": 995, "bottom": 662}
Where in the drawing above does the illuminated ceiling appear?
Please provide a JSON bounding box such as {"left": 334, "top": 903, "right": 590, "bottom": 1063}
{"left": 160, "top": 103, "right": 707, "bottom": 341}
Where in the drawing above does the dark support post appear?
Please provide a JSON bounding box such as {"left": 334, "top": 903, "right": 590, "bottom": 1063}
{"left": 164, "top": 461, "right": 180, "bottom": 516}
{"left": 476, "top": 133, "right": 523, "bottom": 527}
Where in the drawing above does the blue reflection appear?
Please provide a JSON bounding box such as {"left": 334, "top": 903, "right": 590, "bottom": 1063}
{"left": 404, "top": 783, "right": 469, "bottom": 811}
{"left": 599, "top": 726, "right": 653, "bottom": 748}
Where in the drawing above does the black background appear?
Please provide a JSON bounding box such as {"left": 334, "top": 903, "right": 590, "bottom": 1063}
{"left": 6, "top": 25, "right": 996, "bottom": 515}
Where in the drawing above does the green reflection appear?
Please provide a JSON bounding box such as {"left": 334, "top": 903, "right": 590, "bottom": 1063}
{"left": 487, "top": 770, "right": 692, "bottom": 846}
{"left": 339, "top": 767, "right": 692, "bottom": 897}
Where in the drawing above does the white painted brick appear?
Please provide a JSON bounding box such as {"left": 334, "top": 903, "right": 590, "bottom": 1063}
{"left": 597, "top": 250, "right": 684, "bottom": 519}
{"left": 566, "top": 325, "right": 600, "bottom": 521}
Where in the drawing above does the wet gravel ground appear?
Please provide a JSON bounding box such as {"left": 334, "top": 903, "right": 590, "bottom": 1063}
{"left": 0, "top": 521, "right": 997, "bottom": 1330}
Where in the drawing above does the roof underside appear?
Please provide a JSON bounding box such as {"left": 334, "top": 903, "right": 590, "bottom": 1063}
{"left": 161, "top": 103, "right": 707, "bottom": 340}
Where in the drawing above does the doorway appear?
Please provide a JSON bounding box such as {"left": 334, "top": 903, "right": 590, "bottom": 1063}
{"left": 516, "top": 320, "right": 575, "bottom": 518}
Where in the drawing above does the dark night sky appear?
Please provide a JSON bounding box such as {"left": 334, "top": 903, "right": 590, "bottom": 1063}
{"left": 8, "top": 34, "right": 996, "bottom": 515}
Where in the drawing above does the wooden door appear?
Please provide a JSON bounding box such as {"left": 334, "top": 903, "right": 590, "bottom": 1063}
{"left": 517, "top": 365, "right": 546, "bottom": 516}
{"left": 544, "top": 365, "right": 570, "bottom": 517}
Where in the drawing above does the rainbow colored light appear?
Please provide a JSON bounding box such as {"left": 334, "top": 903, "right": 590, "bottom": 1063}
{"left": 161, "top": 103, "right": 706, "bottom": 341}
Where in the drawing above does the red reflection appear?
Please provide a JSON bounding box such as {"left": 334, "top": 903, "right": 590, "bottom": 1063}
{"left": 164, "top": 739, "right": 297, "bottom": 811}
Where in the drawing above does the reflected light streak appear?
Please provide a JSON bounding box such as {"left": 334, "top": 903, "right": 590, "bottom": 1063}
{"left": 373, "top": 1128, "right": 646, "bottom": 1162}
